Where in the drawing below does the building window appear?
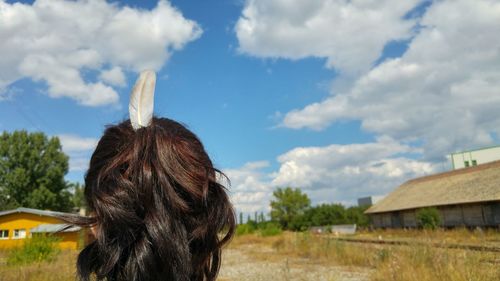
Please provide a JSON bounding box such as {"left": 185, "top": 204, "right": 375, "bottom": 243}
{"left": 464, "top": 161, "right": 470, "bottom": 167}
{"left": 472, "top": 160, "right": 477, "bottom": 166}
{"left": 0, "top": 230, "right": 8, "bottom": 239}
{"left": 13, "top": 229, "right": 26, "bottom": 239}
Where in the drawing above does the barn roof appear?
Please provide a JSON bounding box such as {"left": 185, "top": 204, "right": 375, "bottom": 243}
{"left": 0, "top": 207, "right": 72, "bottom": 218}
{"left": 365, "top": 160, "right": 500, "bottom": 214}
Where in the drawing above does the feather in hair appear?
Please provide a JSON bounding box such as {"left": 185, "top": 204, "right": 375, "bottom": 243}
{"left": 129, "top": 70, "right": 156, "bottom": 130}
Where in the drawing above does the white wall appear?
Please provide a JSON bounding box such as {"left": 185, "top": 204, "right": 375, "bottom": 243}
{"left": 451, "top": 146, "right": 500, "bottom": 169}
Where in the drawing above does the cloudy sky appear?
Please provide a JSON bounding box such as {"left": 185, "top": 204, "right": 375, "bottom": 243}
{"left": 1, "top": 0, "right": 499, "bottom": 215}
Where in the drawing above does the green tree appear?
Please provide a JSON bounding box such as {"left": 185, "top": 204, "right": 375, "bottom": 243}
{"left": 416, "top": 207, "right": 441, "bottom": 230}
{"left": 0, "top": 130, "right": 72, "bottom": 211}
{"left": 345, "top": 206, "right": 370, "bottom": 227}
{"left": 309, "top": 203, "right": 346, "bottom": 226}
{"left": 69, "top": 182, "right": 86, "bottom": 210}
{"left": 270, "top": 187, "right": 310, "bottom": 229}
{"left": 290, "top": 203, "right": 349, "bottom": 231}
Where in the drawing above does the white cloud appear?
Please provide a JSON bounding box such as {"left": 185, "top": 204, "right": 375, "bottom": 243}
{"left": 0, "top": 0, "right": 201, "bottom": 106}
{"left": 99, "top": 67, "right": 126, "bottom": 87}
{"left": 236, "top": 0, "right": 500, "bottom": 161}
{"left": 57, "top": 134, "right": 98, "bottom": 172}
{"left": 225, "top": 138, "right": 437, "bottom": 214}
{"left": 236, "top": 0, "right": 420, "bottom": 75}
{"left": 224, "top": 161, "right": 273, "bottom": 214}
{"left": 271, "top": 137, "right": 436, "bottom": 204}
{"left": 280, "top": 0, "right": 500, "bottom": 160}
{"left": 58, "top": 134, "right": 98, "bottom": 152}
{"left": 67, "top": 157, "right": 92, "bottom": 173}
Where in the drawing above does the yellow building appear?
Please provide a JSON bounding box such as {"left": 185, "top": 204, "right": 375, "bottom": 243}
{"left": 0, "top": 207, "right": 88, "bottom": 250}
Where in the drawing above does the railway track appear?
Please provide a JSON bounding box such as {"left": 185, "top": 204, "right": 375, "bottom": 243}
{"left": 328, "top": 236, "right": 500, "bottom": 253}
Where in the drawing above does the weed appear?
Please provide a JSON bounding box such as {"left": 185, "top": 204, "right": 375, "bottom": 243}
{"left": 7, "top": 235, "right": 61, "bottom": 266}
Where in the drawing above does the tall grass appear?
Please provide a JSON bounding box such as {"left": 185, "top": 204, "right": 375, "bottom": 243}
{"left": 355, "top": 227, "right": 500, "bottom": 246}
{"left": 0, "top": 250, "right": 77, "bottom": 281}
{"left": 371, "top": 245, "right": 499, "bottom": 281}
{"left": 0, "top": 235, "right": 73, "bottom": 281}
{"left": 236, "top": 230, "right": 500, "bottom": 281}
{"left": 7, "top": 235, "right": 61, "bottom": 265}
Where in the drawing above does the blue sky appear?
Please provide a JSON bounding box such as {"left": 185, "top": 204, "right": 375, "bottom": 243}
{"left": 1, "top": 0, "right": 499, "bottom": 214}
{"left": 1, "top": 0, "right": 365, "bottom": 171}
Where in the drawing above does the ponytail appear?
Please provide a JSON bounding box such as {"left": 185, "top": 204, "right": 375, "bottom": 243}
{"left": 68, "top": 117, "right": 235, "bottom": 281}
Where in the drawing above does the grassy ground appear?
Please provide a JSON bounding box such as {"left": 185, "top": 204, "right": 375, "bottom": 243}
{"left": 0, "top": 250, "right": 77, "bottom": 281}
{"left": 229, "top": 229, "right": 500, "bottom": 281}
{"left": 0, "top": 229, "right": 499, "bottom": 281}
{"left": 354, "top": 228, "right": 500, "bottom": 247}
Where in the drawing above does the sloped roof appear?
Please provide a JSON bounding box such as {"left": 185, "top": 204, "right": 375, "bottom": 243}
{"left": 0, "top": 207, "right": 72, "bottom": 218}
{"left": 366, "top": 160, "right": 500, "bottom": 214}
{"left": 30, "top": 223, "right": 81, "bottom": 233}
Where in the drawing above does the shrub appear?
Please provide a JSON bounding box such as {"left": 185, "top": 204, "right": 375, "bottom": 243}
{"left": 7, "top": 234, "right": 61, "bottom": 265}
{"left": 416, "top": 208, "right": 441, "bottom": 230}
{"left": 259, "top": 222, "right": 283, "bottom": 237}
{"left": 236, "top": 223, "right": 256, "bottom": 236}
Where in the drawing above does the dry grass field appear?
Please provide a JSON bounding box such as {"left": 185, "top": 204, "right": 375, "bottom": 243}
{"left": 0, "top": 250, "right": 77, "bottom": 281}
{"left": 230, "top": 231, "right": 500, "bottom": 281}
{"left": 0, "top": 229, "right": 499, "bottom": 281}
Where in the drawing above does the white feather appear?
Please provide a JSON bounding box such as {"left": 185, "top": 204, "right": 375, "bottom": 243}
{"left": 129, "top": 70, "right": 156, "bottom": 130}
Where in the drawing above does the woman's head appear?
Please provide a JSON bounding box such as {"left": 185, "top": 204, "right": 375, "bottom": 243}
{"left": 75, "top": 117, "right": 235, "bottom": 281}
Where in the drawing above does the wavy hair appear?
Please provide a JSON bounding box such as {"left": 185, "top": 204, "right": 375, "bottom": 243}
{"left": 67, "top": 117, "right": 235, "bottom": 281}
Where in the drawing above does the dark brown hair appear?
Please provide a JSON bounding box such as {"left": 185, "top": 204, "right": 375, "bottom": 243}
{"left": 69, "top": 117, "right": 235, "bottom": 281}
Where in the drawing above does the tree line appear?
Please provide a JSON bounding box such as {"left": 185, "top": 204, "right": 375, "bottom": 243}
{"left": 237, "top": 187, "right": 370, "bottom": 234}
{"left": 270, "top": 187, "right": 370, "bottom": 231}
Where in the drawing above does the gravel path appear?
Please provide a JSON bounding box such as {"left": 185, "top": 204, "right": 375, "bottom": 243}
{"left": 218, "top": 244, "right": 370, "bottom": 281}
